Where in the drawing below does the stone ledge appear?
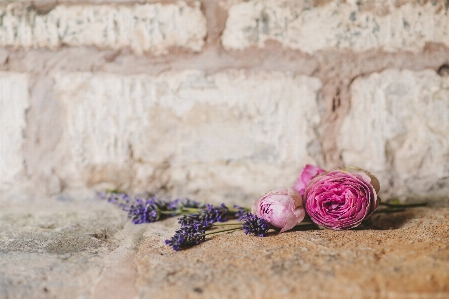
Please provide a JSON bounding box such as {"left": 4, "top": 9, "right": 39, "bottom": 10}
{"left": 0, "top": 200, "right": 448, "bottom": 298}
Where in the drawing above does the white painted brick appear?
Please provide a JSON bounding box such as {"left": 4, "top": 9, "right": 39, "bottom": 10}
{"left": 222, "top": 0, "right": 449, "bottom": 53}
{"left": 0, "top": 72, "right": 29, "bottom": 193}
{"left": 53, "top": 71, "right": 322, "bottom": 201}
{"left": 0, "top": 2, "right": 206, "bottom": 55}
{"left": 339, "top": 69, "right": 449, "bottom": 198}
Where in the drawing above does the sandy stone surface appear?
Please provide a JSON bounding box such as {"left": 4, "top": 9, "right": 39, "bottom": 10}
{"left": 1, "top": 199, "right": 448, "bottom": 299}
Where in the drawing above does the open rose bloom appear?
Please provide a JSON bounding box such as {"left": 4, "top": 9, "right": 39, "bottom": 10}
{"left": 252, "top": 188, "right": 305, "bottom": 233}
{"left": 304, "top": 167, "right": 380, "bottom": 230}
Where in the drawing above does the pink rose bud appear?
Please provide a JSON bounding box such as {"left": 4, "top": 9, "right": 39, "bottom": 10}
{"left": 252, "top": 187, "right": 306, "bottom": 233}
{"left": 293, "top": 164, "right": 326, "bottom": 196}
{"left": 304, "top": 167, "right": 380, "bottom": 230}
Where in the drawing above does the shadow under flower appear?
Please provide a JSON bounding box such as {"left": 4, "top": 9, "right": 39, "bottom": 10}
{"left": 356, "top": 209, "right": 422, "bottom": 230}
{"left": 276, "top": 208, "right": 425, "bottom": 234}
{"left": 262, "top": 224, "right": 320, "bottom": 236}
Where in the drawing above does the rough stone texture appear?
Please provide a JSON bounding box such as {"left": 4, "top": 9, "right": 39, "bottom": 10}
{"left": 339, "top": 69, "right": 449, "bottom": 199}
{"left": 0, "top": 72, "right": 29, "bottom": 195}
{"left": 1, "top": 199, "right": 448, "bottom": 299}
{"left": 50, "top": 71, "right": 322, "bottom": 204}
{"left": 0, "top": 2, "right": 207, "bottom": 55}
{"left": 0, "top": 0, "right": 449, "bottom": 298}
{"left": 0, "top": 200, "right": 133, "bottom": 299}
{"left": 222, "top": 0, "right": 449, "bottom": 54}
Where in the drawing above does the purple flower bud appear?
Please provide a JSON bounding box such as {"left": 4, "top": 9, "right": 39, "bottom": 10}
{"left": 304, "top": 167, "right": 380, "bottom": 230}
{"left": 293, "top": 164, "right": 326, "bottom": 197}
{"left": 251, "top": 187, "right": 305, "bottom": 233}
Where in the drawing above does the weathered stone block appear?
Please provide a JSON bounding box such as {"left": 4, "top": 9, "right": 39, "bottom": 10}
{"left": 222, "top": 0, "right": 449, "bottom": 53}
{"left": 0, "top": 72, "right": 29, "bottom": 195}
{"left": 52, "top": 71, "right": 322, "bottom": 203}
{"left": 0, "top": 2, "right": 207, "bottom": 55}
{"left": 339, "top": 69, "right": 449, "bottom": 198}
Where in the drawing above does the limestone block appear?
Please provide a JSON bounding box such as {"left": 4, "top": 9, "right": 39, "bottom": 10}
{"left": 222, "top": 0, "right": 449, "bottom": 53}
{"left": 339, "top": 69, "right": 449, "bottom": 198}
{"left": 0, "top": 200, "right": 131, "bottom": 299}
{"left": 0, "top": 2, "right": 206, "bottom": 55}
{"left": 52, "top": 71, "right": 322, "bottom": 203}
{"left": 0, "top": 72, "right": 29, "bottom": 194}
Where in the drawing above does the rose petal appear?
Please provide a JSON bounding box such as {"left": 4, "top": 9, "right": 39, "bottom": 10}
{"left": 294, "top": 164, "right": 326, "bottom": 196}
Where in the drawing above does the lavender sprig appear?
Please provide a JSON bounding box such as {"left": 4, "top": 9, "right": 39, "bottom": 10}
{"left": 241, "top": 213, "right": 270, "bottom": 237}
{"left": 128, "top": 197, "right": 165, "bottom": 224}
{"left": 233, "top": 204, "right": 250, "bottom": 220}
{"left": 165, "top": 226, "right": 206, "bottom": 251}
{"left": 165, "top": 212, "right": 269, "bottom": 251}
{"left": 98, "top": 192, "right": 247, "bottom": 225}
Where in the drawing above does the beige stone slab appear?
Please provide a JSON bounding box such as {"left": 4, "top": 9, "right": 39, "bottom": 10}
{"left": 0, "top": 200, "right": 131, "bottom": 299}
{"left": 0, "top": 72, "right": 29, "bottom": 195}
{"left": 0, "top": 2, "right": 207, "bottom": 55}
{"left": 51, "top": 70, "right": 322, "bottom": 204}
{"left": 222, "top": 0, "right": 449, "bottom": 54}
{"left": 339, "top": 69, "right": 449, "bottom": 199}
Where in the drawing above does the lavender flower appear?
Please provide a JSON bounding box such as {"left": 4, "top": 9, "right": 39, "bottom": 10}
{"left": 241, "top": 213, "right": 269, "bottom": 237}
{"left": 99, "top": 192, "right": 247, "bottom": 233}
{"left": 98, "top": 191, "right": 131, "bottom": 210}
{"left": 233, "top": 204, "right": 249, "bottom": 220}
{"left": 99, "top": 192, "right": 167, "bottom": 224}
{"left": 177, "top": 203, "right": 230, "bottom": 230}
{"left": 178, "top": 214, "right": 213, "bottom": 230}
{"left": 128, "top": 197, "right": 164, "bottom": 224}
{"left": 167, "top": 198, "right": 204, "bottom": 211}
{"left": 202, "top": 204, "right": 229, "bottom": 223}
{"left": 165, "top": 226, "right": 206, "bottom": 251}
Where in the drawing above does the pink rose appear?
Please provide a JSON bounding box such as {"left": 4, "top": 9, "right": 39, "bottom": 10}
{"left": 252, "top": 187, "right": 305, "bottom": 233}
{"left": 293, "top": 164, "right": 326, "bottom": 196}
{"left": 304, "top": 167, "right": 380, "bottom": 230}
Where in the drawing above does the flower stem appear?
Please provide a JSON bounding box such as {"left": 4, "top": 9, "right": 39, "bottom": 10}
{"left": 206, "top": 227, "right": 242, "bottom": 235}
{"left": 181, "top": 207, "right": 202, "bottom": 212}
{"left": 228, "top": 207, "right": 251, "bottom": 214}
{"left": 380, "top": 202, "right": 427, "bottom": 208}
{"left": 159, "top": 211, "right": 191, "bottom": 215}
{"left": 297, "top": 221, "right": 315, "bottom": 225}
{"left": 213, "top": 223, "right": 243, "bottom": 227}
{"left": 376, "top": 208, "right": 406, "bottom": 214}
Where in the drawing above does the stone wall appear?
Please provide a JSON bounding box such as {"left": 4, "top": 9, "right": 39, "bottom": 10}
{"left": 0, "top": 0, "right": 448, "bottom": 204}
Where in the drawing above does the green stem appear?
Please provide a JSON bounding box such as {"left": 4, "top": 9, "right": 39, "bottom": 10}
{"left": 159, "top": 211, "right": 193, "bottom": 215}
{"left": 181, "top": 207, "right": 202, "bottom": 212}
{"left": 227, "top": 207, "right": 251, "bottom": 214}
{"left": 213, "top": 223, "right": 243, "bottom": 227}
{"left": 297, "top": 221, "right": 315, "bottom": 225}
{"left": 375, "top": 208, "right": 406, "bottom": 214}
{"left": 380, "top": 202, "right": 427, "bottom": 208}
{"left": 160, "top": 211, "right": 176, "bottom": 215}
{"left": 206, "top": 227, "right": 242, "bottom": 235}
